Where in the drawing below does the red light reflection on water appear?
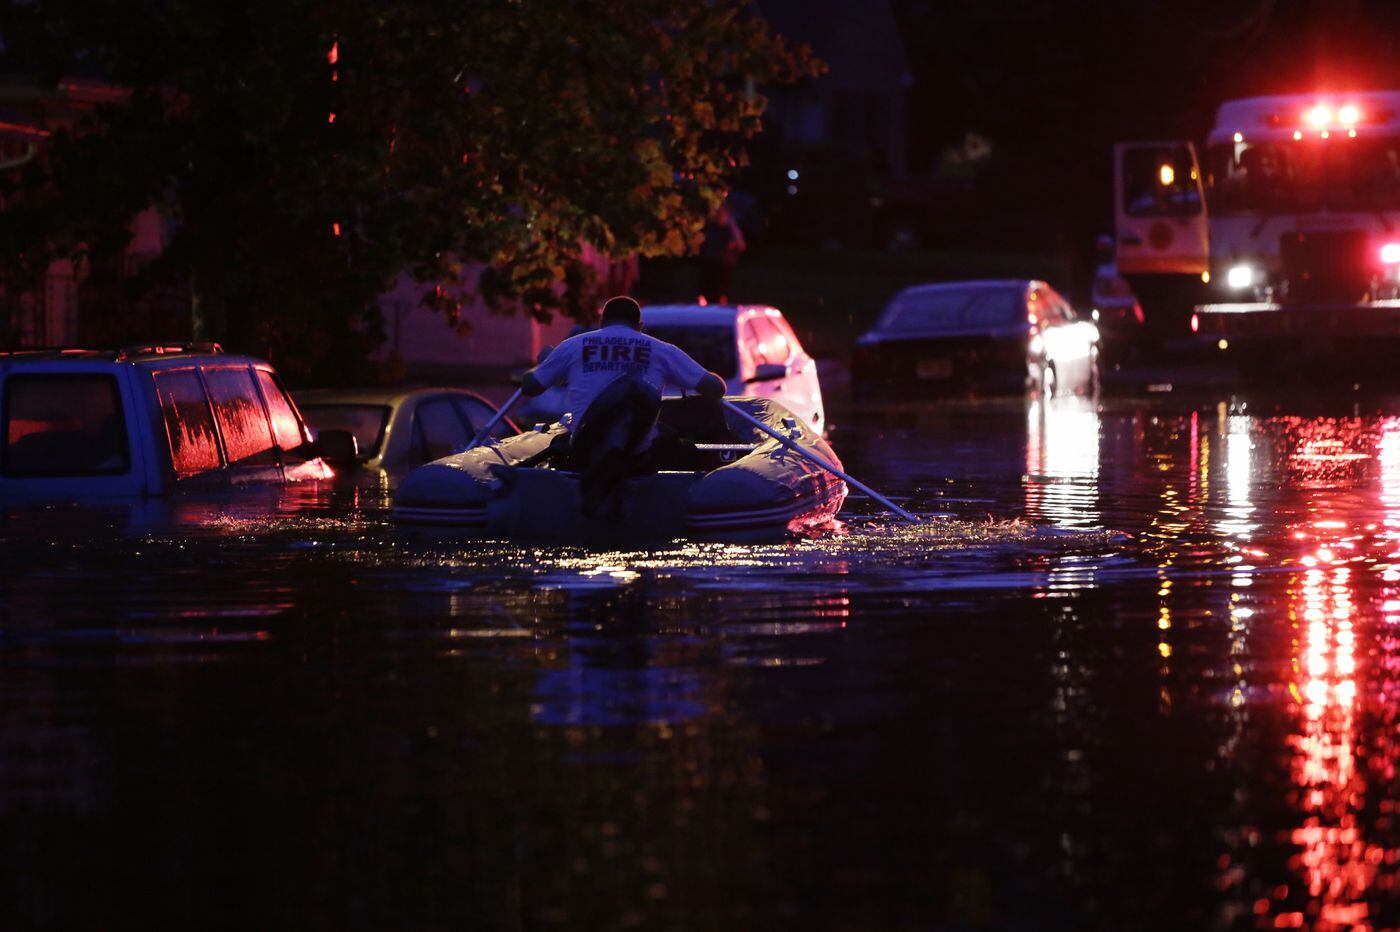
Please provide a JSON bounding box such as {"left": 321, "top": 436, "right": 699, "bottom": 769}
{"left": 1240, "top": 417, "right": 1400, "bottom": 931}
{"left": 1284, "top": 554, "right": 1377, "bottom": 931}
{"left": 1198, "top": 414, "right": 1400, "bottom": 929}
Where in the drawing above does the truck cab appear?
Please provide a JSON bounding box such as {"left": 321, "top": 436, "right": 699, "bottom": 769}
{"left": 1115, "top": 91, "right": 1400, "bottom": 365}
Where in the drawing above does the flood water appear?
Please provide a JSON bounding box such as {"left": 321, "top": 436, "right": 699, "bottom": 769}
{"left": 6, "top": 390, "right": 1400, "bottom": 930}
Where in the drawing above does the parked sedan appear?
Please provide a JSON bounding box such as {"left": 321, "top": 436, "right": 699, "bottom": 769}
{"left": 295, "top": 387, "right": 519, "bottom": 481}
{"left": 854, "top": 280, "right": 1100, "bottom": 397}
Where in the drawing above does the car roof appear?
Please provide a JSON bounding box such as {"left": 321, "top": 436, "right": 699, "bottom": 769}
{"left": 895, "top": 279, "right": 1034, "bottom": 296}
{"left": 643, "top": 304, "right": 782, "bottom": 327}
{"left": 0, "top": 345, "right": 267, "bottom": 370}
{"left": 294, "top": 386, "right": 497, "bottom": 408}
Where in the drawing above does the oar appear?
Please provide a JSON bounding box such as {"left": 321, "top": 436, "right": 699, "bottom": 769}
{"left": 721, "top": 399, "right": 919, "bottom": 523}
{"left": 465, "top": 387, "right": 524, "bottom": 451}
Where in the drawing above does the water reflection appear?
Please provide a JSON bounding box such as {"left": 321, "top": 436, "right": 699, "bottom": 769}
{"left": 16, "top": 396, "right": 1400, "bottom": 928}
{"left": 1219, "top": 413, "right": 1257, "bottom": 539}
{"left": 1024, "top": 397, "right": 1101, "bottom": 529}
{"left": 1205, "top": 412, "right": 1400, "bottom": 931}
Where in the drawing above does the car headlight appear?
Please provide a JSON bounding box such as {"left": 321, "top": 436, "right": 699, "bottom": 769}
{"left": 1227, "top": 264, "right": 1255, "bottom": 289}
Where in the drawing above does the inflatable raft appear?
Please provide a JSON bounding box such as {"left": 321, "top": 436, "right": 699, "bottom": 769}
{"left": 391, "top": 396, "right": 847, "bottom": 542}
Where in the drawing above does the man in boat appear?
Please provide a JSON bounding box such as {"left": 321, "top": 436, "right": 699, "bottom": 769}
{"left": 520, "top": 295, "right": 726, "bottom": 516}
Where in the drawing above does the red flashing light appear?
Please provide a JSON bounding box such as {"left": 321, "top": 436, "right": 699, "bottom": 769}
{"left": 1381, "top": 243, "right": 1400, "bottom": 264}
{"left": 328, "top": 41, "right": 339, "bottom": 65}
{"left": 332, "top": 222, "right": 341, "bottom": 237}
{"left": 1190, "top": 313, "right": 1200, "bottom": 333}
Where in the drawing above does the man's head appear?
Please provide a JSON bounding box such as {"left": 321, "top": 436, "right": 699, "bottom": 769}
{"left": 600, "top": 295, "right": 643, "bottom": 330}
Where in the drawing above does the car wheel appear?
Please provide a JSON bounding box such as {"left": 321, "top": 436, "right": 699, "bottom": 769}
{"left": 1086, "top": 349, "right": 1100, "bottom": 398}
{"left": 1040, "top": 363, "right": 1058, "bottom": 399}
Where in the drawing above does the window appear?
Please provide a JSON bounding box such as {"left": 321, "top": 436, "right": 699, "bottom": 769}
{"left": 410, "top": 399, "right": 472, "bottom": 464}
{"left": 1208, "top": 137, "right": 1400, "bottom": 215}
{"left": 2, "top": 374, "right": 130, "bottom": 477}
{"left": 772, "top": 315, "right": 805, "bottom": 358}
{"left": 202, "top": 367, "right": 277, "bottom": 467}
{"left": 453, "top": 396, "right": 513, "bottom": 440}
{"left": 255, "top": 369, "right": 307, "bottom": 452}
{"left": 1122, "top": 145, "right": 1203, "bottom": 218}
{"left": 299, "top": 404, "right": 389, "bottom": 457}
{"left": 153, "top": 369, "right": 222, "bottom": 477}
{"left": 878, "top": 286, "right": 1024, "bottom": 334}
{"left": 745, "top": 316, "right": 793, "bottom": 367}
{"left": 1031, "top": 286, "right": 1074, "bottom": 325}
{"left": 644, "top": 325, "right": 739, "bottom": 377}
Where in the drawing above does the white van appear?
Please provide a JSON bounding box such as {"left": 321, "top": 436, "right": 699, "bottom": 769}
{"left": 640, "top": 304, "right": 827, "bottom": 432}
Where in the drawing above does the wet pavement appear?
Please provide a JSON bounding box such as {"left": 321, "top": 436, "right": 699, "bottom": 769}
{"left": 6, "top": 390, "right": 1400, "bottom": 930}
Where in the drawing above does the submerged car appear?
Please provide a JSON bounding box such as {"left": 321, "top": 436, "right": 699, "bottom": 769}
{"left": 0, "top": 344, "right": 349, "bottom": 501}
{"left": 295, "top": 387, "right": 519, "bottom": 480}
{"left": 854, "top": 280, "right": 1100, "bottom": 396}
{"left": 639, "top": 304, "right": 827, "bottom": 431}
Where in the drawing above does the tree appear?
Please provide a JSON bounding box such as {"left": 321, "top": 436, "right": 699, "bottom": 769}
{"left": 0, "top": 1, "right": 819, "bottom": 381}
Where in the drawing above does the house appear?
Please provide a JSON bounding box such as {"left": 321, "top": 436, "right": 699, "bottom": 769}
{"left": 0, "top": 78, "right": 170, "bottom": 348}
{"left": 0, "top": 77, "right": 614, "bottom": 379}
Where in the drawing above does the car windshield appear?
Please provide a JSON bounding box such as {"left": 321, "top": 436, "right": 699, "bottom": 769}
{"left": 299, "top": 404, "right": 390, "bottom": 457}
{"left": 1208, "top": 136, "right": 1400, "bottom": 213}
{"left": 644, "top": 324, "right": 739, "bottom": 377}
{"left": 877, "top": 286, "right": 1025, "bottom": 334}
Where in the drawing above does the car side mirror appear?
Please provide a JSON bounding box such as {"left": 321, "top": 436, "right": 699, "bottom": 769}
{"left": 312, "top": 429, "right": 359, "bottom": 466}
{"left": 745, "top": 362, "right": 788, "bottom": 384}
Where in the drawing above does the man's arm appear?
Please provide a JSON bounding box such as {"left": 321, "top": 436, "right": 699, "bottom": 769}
{"left": 692, "top": 371, "right": 725, "bottom": 401}
{"left": 660, "top": 341, "right": 725, "bottom": 400}
{"left": 521, "top": 342, "right": 570, "bottom": 396}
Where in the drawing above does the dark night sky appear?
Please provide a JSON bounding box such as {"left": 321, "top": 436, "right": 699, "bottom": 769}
{"left": 897, "top": 0, "right": 1400, "bottom": 159}
{"left": 888, "top": 0, "right": 1400, "bottom": 247}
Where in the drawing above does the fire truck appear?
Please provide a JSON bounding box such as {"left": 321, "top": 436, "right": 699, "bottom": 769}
{"left": 1114, "top": 90, "right": 1400, "bottom": 374}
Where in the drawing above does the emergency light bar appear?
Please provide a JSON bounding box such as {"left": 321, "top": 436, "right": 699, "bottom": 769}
{"left": 1302, "top": 103, "right": 1362, "bottom": 129}
{"left": 1262, "top": 102, "right": 1391, "bottom": 131}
